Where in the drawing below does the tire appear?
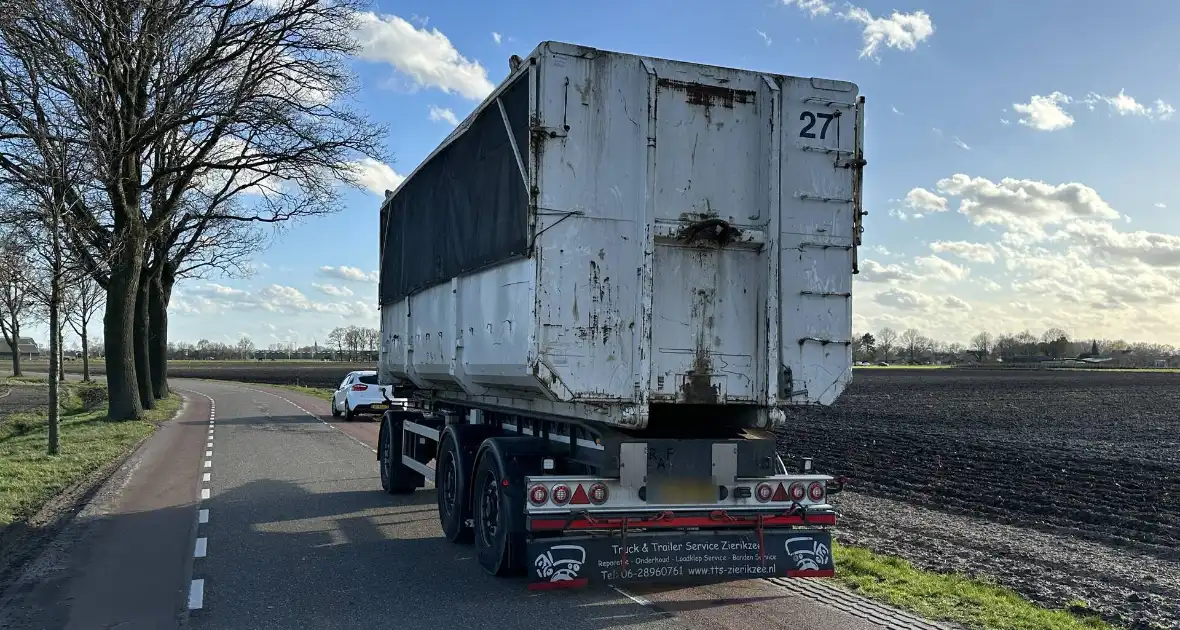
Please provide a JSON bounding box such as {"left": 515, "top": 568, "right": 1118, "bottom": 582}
{"left": 473, "top": 451, "right": 519, "bottom": 576}
{"left": 344, "top": 402, "right": 355, "bottom": 422}
{"left": 330, "top": 397, "right": 341, "bottom": 417}
{"left": 437, "top": 434, "right": 473, "bottom": 543}
{"left": 379, "top": 415, "right": 419, "bottom": 495}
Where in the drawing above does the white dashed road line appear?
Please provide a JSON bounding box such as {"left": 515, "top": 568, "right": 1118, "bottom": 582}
{"left": 188, "top": 579, "right": 205, "bottom": 610}
{"left": 182, "top": 389, "right": 218, "bottom": 612}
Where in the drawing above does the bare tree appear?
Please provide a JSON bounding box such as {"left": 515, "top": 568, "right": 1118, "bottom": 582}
{"left": 236, "top": 336, "right": 255, "bottom": 360}
{"left": 877, "top": 327, "right": 898, "bottom": 363}
{"left": 66, "top": 271, "right": 103, "bottom": 381}
{"left": 970, "top": 331, "right": 992, "bottom": 361}
{"left": 900, "top": 328, "right": 925, "bottom": 364}
{"left": 0, "top": 231, "right": 33, "bottom": 377}
{"left": 0, "top": 0, "right": 385, "bottom": 419}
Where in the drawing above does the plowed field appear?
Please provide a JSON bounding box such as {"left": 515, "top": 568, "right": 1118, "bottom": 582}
{"left": 780, "top": 368, "right": 1180, "bottom": 629}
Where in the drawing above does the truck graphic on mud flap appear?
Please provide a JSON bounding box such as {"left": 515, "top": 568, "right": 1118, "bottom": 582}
{"left": 785, "top": 537, "right": 832, "bottom": 571}
{"left": 534, "top": 545, "right": 587, "bottom": 582}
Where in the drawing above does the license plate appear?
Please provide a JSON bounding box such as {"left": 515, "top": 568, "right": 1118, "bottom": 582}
{"left": 648, "top": 479, "right": 715, "bottom": 504}
{"left": 370, "top": 404, "right": 388, "bottom": 410}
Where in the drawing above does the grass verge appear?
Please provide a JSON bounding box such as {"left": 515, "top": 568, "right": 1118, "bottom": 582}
{"left": 833, "top": 543, "right": 1113, "bottom": 629}
{"left": 0, "top": 388, "right": 182, "bottom": 528}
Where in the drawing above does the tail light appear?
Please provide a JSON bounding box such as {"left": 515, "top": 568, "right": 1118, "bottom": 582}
{"left": 588, "top": 483, "right": 609, "bottom": 505}
{"left": 351, "top": 384, "right": 368, "bottom": 391}
{"left": 551, "top": 484, "right": 571, "bottom": 506}
{"left": 808, "top": 481, "right": 825, "bottom": 502}
{"left": 789, "top": 482, "right": 806, "bottom": 501}
{"left": 528, "top": 484, "right": 548, "bottom": 506}
{"left": 755, "top": 483, "right": 774, "bottom": 502}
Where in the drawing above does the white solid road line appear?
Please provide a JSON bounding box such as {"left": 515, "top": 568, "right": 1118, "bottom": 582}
{"left": 612, "top": 586, "right": 653, "bottom": 608}
{"left": 239, "top": 386, "right": 378, "bottom": 455}
{"left": 194, "top": 537, "right": 208, "bottom": 558}
{"left": 188, "top": 579, "right": 205, "bottom": 609}
{"left": 199, "top": 509, "right": 209, "bottom": 524}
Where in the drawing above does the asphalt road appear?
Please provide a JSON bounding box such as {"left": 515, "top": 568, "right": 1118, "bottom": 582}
{"left": 0, "top": 379, "right": 940, "bottom": 630}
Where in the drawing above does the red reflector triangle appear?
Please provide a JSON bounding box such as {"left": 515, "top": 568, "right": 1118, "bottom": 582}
{"left": 771, "top": 483, "right": 788, "bottom": 502}
{"left": 570, "top": 484, "right": 590, "bottom": 505}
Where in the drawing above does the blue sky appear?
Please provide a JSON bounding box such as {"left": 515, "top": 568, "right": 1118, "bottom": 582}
{"left": 67, "top": 0, "right": 1180, "bottom": 351}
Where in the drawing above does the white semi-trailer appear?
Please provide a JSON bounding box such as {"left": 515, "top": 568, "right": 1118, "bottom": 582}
{"left": 375, "top": 41, "right": 865, "bottom": 588}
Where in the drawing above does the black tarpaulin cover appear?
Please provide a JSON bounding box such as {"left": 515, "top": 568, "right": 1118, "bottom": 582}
{"left": 380, "top": 74, "right": 531, "bottom": 305}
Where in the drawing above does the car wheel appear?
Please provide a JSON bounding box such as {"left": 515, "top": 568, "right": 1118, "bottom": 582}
{"left": 331, "top": 397, "right": 341, "bottom": 417}
{"left": 344, "top": 402, "right": 355, "bottom": 422}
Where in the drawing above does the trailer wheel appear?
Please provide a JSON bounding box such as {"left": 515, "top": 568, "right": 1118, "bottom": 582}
{"left": 472, "top": 452, "right": 518, "bottom": 576}
{"left": 379, "top": 413, "right": 420, "bottom": 495}
{"left": 437, "top": 434, "right": 473, "bottom": 543}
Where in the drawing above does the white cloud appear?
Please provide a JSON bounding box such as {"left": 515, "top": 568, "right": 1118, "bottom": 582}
{"left": 174, "top": 283, "right": 375, "bottom": 320}
{"left": 319, "top": 266, "right": 379, "bottom": 283}
{"left": 348, "top": 158, "right": 404, "bottom": 196}
{"left": 1084, "top": 89, "right": 1175, "bottom": 121}
{"left": 953, "top": 137, "right": 971, "bottom": 150}
{"left": 943, "top": 296, "right": 971, "bottom": 310}
{"left": 353, "top": 12, "right": 495, "bottom": 100}
{"left": 781, "top": 2, "right": 932, "bottom": 59}
{"left": 1156, "top": 202, "right": 1167, "bottom": 209}
{"left": 905, "top": 187, "right": 948, "bottom": 212}
{"left": 929, "top": 241, "right": 997, "bottom": 263}
{"left": 312, "top": 283, "right": 354, "bottom": 298}
{"left": 756, "top": 29, "right": 772, "bottom": 46}
{"left": 891, "top": 106, "right": 903, "bottom": 115}
{"left": 492, "top": 32, "right": 502, "bottom": 45}
{"left": 839, "top": 7, "right": 935, "bottom": 60}
{"left": 1000, "top": 118, "right": 1011, "bottom": 125}
{"left": 428, "top": 105, "right": 460, "bottom": 125}
{"left": 857, "top": 259, "right": 917, "bottom": 283}
{"left": 850, "top": 172, "right": 1180, "bottom": 344}
{"left": 874, "top": 287, "right": 935, "bottom": 311}
{"left": 935, "top": 174, "right": 1120, "bottom": 238}
{"left": 1012, "top": 92, "right": 1075, "bottom": 131}
{"left": 781, "top": 0, "right": 832, "bottom": 17}
{"left": 913, "top": 255, "right": 969, "bottom": 282}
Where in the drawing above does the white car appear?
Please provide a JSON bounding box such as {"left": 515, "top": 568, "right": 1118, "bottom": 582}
{"left": 330, "top": 370, "right": 400, "bottom": 421}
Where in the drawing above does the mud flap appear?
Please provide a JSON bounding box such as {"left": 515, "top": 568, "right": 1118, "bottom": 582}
{"left": 526, "top": 529, "right": 833, "bottom": 588}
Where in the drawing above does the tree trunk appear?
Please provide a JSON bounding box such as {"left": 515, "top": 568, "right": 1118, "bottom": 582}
{"left": 48, "top": 201, "right": 62, "bottom": 455}
{"left": 81, "top": 320, "right": 90, "bottom": 382}
{"left": 7, "top": 321, "right": 20, "bottom": 377}
{"left": 104, "top": 246, "right": 145, "bottom": 421}
{"left": 134, "top": 267, "right": 156, "bottom": 409}
{"left": 58, "top": 327, "right": 65, "bottom": 382}
{"left": 48, "top": 283, "right": 60, "bottom": 455}
{"left": 148, "top": 269, "right": 172, "bottom": 399}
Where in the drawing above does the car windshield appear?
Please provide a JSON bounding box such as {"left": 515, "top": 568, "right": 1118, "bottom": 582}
{"left": 358, "top": 374, "right": 379, "bottom": 385}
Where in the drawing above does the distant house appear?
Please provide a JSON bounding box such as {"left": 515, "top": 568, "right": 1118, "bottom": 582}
{"left": 0, "top": 336, "right": 41, "bottom": 360}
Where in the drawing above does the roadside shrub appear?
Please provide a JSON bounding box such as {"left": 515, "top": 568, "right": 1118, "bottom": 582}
{"left": 76, "top": 382, "right": 108, "bottom": 412}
